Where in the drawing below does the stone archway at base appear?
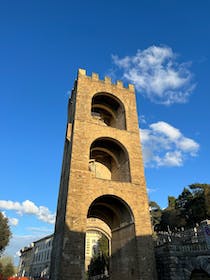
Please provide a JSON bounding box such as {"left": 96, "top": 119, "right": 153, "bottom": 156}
{"left": 87, "top": 195, "right": 138, "bottom": 280}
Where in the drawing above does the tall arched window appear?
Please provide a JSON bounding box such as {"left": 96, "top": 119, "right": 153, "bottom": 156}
{"left": 89, "top": 137, "right": 131, "bottom": 182}
{"left": 91, "top": 92, "right": 126, "bottom": 130}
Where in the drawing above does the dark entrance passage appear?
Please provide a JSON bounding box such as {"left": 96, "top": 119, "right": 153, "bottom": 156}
{"left": 87, "top": 195, "right": 138, "bottom": 280}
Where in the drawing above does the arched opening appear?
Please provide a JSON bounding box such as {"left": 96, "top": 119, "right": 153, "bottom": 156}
{"left": 85, "top": 230, "right": 110, "bottom": 278}
{"left": 91, "top": 92, "right": 126, "bottom": 130}
{"left": 87, "top": 195, "right": 134, "bottom": 230}
{"left": 190, "top": 269, "right": 210, "bottom": 280}
{"left": 86, "top": 195, "right": 137, "bottom": 279}
{"left": 89, "top": 137, "right": 131, "bottom": 182}
{"left": 85, "top": 217, "right": 111, "bottom": 274}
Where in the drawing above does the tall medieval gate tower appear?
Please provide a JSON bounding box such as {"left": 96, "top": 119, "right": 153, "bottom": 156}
{"left": 50, "top": 69, "right": 157, "bottom": 280}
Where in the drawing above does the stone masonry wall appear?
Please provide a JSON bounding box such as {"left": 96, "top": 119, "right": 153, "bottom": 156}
{"left": 50, "top": 69, "right": 157, "bottom": 280}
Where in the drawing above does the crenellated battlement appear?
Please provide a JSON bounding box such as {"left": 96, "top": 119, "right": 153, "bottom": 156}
{"left": 78, "top": 68, "right": 135, "bottom": 92}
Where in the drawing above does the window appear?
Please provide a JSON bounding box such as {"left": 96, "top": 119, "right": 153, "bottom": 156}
{"left": 91, "top": 92, "right": 126, "bottom": 130}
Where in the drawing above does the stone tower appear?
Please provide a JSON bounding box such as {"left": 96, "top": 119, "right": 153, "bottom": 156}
{"left": 50, "top": 69, "right": 157, "bottom": 280}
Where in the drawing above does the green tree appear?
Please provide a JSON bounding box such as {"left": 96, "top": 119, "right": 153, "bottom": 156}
{"left": 149, "top": 201, "right": 162, "bottom": 230}
{"left": 189, "top": 183, "right": 210, "bottom": 217}
{"left": 168, "top": 196, "right": 176, "bottom": 209}
{"left": 157, "top": 189, "right": 192, "bottom": 230}
{"left": 186, "top": 183, "right": 210, "bottom": 225}
{"left": 175, "top": 188, "right": 193, "bottom": 209}
{"left": 156, "top": 184, "right": 210, "bottom": 231}
{"left": 204, "top": 185, "right": 210, "bottom": 217}
{"left": 98, "top": 234, "right": 109, "bottom": 257}
{"left": 2, "top": 262, "right": 15, "bottom": 279}
{"left": 87, "top": 234, "right": 109, "bottom": 278}
{"left": 0, "top": 212, "right": 11, "bottom": 256}
{"left": 0, "top": 257, "right": 15, "bottom": 280}
{"left": 0, "top": 256, "right": 13, "bottom": 267}
{"left": 158, "top": 207, "right": 187, "bottom": 231}
{"left": 0, "top": 262, "right": 3, "bottom": 279}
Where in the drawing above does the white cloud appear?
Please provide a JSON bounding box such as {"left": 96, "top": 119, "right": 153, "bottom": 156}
{"left": 150, "top": 121, "right": 181, "bottom": 140}
{"left": 9, "top": 217, "right": 19, "bottom": 226}
{"left": 154, "top": 151, "right": 183, "bottom": 167}
{"left": 140, "top": 121, "right": 199, "bottom": 167}
{"left": 112, "top": 45, "right": 195, "bottom": 105}
{"left": 177, "top": 137, "right": 199, "bottom": 155}
{"left": 1, "top": 211, "right": 19, "bottom": 226}
{"left": 2, "top": 211, "right": 6, "bottom": 217}
{"left": 0, "top": 200, "right": 55, "bottom": 224}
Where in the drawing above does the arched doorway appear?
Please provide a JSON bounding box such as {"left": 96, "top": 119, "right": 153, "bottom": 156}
{"left": 190, "top": 269, "right": 210, "bottom": 280}
{"left": 87, "top": 195, "right": 138, "bottom": 279}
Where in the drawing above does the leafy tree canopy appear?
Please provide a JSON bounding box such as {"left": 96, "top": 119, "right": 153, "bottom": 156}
{"left": 151, "top": 183, "right": 210, "bottom": 231}
{"left": 87, "top": 234, "right": 109, "bottom": 278}
{"left": 149, "top": 201, "right": 162, "bottom": 230}
{"left": 0, "top": 256, "right": 15, "bottom": 280}
{"left": 2, "top": 262, "right": 15, "bottom": 279}
{"left": 0, "top": 212, "right": 11, "bottom": 256}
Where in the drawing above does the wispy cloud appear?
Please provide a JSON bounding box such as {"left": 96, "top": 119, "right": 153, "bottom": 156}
{"left": 1, "top": 211, "right": 19, "bottom": 226}
{"left": 27, "top": 226, "right": 54, "bottom": 234}
{"left": 0, "top": 200, "right": 55, "bottom": 224}
{"left": 147, "top": 187, "right": 158, "bottom": 193}
{"left": 4, "top": 234, "right": 46, "bottom": 265}
{"left": 112, "top": 45, "right": 195, "bottom": 105}
{"left": 140, "top": 121, "right": 199, "bottom": 167}
{"left": 139, "top": 115, "right": 147, "bottom": 125}
{"left": 9, "top": 217, "right": 19, "bottom": 226}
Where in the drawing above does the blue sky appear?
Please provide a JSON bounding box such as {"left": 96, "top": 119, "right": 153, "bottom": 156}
{"left": 0, "top": 0, "right": 210, "bottom": 264}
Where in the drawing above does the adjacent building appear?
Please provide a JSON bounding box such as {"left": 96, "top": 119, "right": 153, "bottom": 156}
{"left": 30, "top": 234, "right": 53, "bottom": 279}
{"left": 18, "top": 225, "right": 109, "bottom": 278}
{"left": 18, "top": 234, "right": 53, "bottom": 279}
{"left": 18, "top": 244, "right": 34, "bottom": 277}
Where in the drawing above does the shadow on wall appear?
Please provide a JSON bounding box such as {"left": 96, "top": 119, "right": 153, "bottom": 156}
{"left": 50, "top": 226, "right": 157, "bottom": 280}
{"left": 155, "top": 242, "right": 210, "bottom": 280}
{"left": 190, "top": 269, "right": 210, "bottom": 280}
